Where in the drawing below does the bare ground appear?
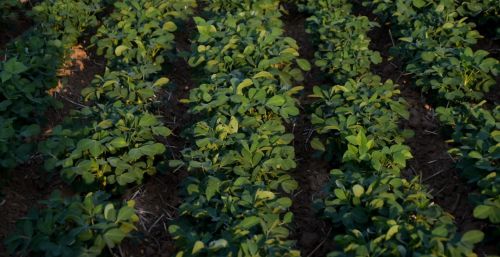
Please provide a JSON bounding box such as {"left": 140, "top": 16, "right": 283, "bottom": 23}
{"left": 119, "top": 19, "right": 197, "bottom": 257}
{"left": 283, "top": 10, "right": 337, "bottom": 256}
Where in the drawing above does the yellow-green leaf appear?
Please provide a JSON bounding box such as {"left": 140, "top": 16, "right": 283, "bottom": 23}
{"left": 163, "top": 21, "right": 177, "bottom": 32}
{"left": 192, "top": 241, "right": 205, "bottom": 254}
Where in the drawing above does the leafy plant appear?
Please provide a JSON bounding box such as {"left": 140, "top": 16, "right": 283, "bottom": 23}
{"left": 189, "top": 14, "right": 309, "bottom": 86}
{"left": 92, "top": 0, "right": 196, "bottom": 67}
{"left": 473, "top": 172, "right": 500, "bottom": 223}
{"left": 317, "top": 169, "right": 484, "bottom": 257}
{"left": 437, "top": 104, "right": 499, "bottom": 181}
{"left": 407, "top": 47, "right": 498, "bottom": 102}
{"left": 205, "top": 0, "right": 282, "bottom": 14}
{"left": 82, "top": 69, "right": 170, "bottom": 106}
{"left": 309, "top": 74, "right": 411, "bottom": 165}
{"left": 304, "top": 6, "right": 382, "bottom": 83}
{"left": 5, "top": 191, "right": 138, "bottom": 257}
{"left": 0, "top": 0, "right": 105, "bottom": 171}
{"left": 31, "top": 0, "right": 104, "bottom": 46}
{"left": 40, "top": 105, "right": 169, "bottom": 192}
{"left": 437, "top": 104, "right": 500, "bottom": 224}
{"left": 170, "top": 0, "right": 303, "bottom": 255}
{"left": 170, "top": 176, "right": 299, "bottom": 257}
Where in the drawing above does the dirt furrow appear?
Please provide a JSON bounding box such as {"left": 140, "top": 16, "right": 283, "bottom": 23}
{"left": 283, "top": 9, "right": 337, "bottom": 256}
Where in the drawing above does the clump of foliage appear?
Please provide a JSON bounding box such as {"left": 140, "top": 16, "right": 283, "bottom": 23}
{"left": 5, "top": 191, "right": 139, "bottom": 257}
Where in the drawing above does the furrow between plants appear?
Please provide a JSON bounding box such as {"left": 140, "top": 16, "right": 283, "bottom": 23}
{"left": 364, "top": 0, "right": 499, "bottom": 251}
{"left": 295, "top": 0, "right": 484, "bottom": 255}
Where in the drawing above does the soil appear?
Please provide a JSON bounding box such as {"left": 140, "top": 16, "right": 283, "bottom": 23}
{"left": 45, "top": 43, "right": 107, "bottom": 127}
{"left": 118, "top": 19, "right": 197, "bottom": 257}
{"left": 283, "top": 9, "right": 338, "bottom": 256}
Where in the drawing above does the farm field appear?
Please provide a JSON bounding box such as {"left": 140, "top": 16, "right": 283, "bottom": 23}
{"left": 0, "top": 0, "right": 499, "bottom": 256}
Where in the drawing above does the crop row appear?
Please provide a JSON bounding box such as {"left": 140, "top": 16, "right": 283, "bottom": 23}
{"left": 4, "top": 0, "right": 197, "bottom": 256}
{"left": 365, "top": 0, "right": 500, "bottom": 227}
{"left": 168, "top": 0, "right": 311, "bottom": 256}
{"left": 0, "top": 0, "right": 104, "bottom": 170}
{"left": 298, "top": 0, "right": 484, "bottom": 256}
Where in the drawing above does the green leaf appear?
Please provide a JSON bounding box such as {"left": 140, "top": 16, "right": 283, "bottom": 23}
{"left": 468, "top": 151, "right": 482, "bottom": 159}
{"left": 192, "top": 241, "right": 205, "bottom": 254}
{"left": 412, "top": 0, "right": 426, "bottom": 8}
{"left": 139, "top": 114, "right": 157, "bottom": 127}
{"left": 103, "top": 228, "right": 126, "bottom": 248}
{"left": 153, "top": 77, "right": 170, "bottom": 87}
{"left": 152, "top": 126, "right": 172, "bottom": 137}
{"left": 104, "top": 203, "right": 116, "bottom": 221}
{"left": 117, "top": 206, "right": 136, "bottom": 222}
{"left": 236, "top": 79, "right": 253, "bottom": 95}
{"left": 163, "top": 21, "right": 177, "bottom": 32}
{"left": 97, "top": 119, "right": 113, "bottom": 129}
{"left": 473, "top": 205, "right": 491, "bottom": 219}
{"left": 116, "top": 173, "right": 136, "bottom": 185}
{"left": 334, "top": 189, "right": 347, "bottom": 200}
{"left": 88, "top": 140, "right": 103, "bottom": 157}
{"left": 461, "top": 230, "right": 484, "bottom": 245}
{"left": 115, "top": 45, "right": 129, "bottom": 56}
{"left": 256, "top": 190, "right": 275, "bottom": 200}
{"left": 310, "top": 138, "right": 325, "bottom": 152}
{"left": 239, "top": 216, "right": 260, "bottom": 229}
{"left": 109, "top": 137, "right": 128, "bottom": 149}
{"left": 370, "top": 53, "right": 382, "bottom": 64}
{"left": 421, "top": 52, "right": 434, "bottom": 62}
{"left": 296, "top": 58, "right": 311, "bottom": 71}
{"left": 169, "top": 160, "right": 184, "bottom": 167}
{"left": 139, "top": 143, "right": 165, "bottom": 156}
{"left": 267, "top": 95, "right": 286, "bottom": 107}
{"left": 205, "top": 176, "right": 221, "bottom": 201}
{"left": 253, "top": 71, "right": 274, "bottom": 79}
{"left": 228, "top": 116, "right": 238, "bottom": 134}
{"left": 20, "top": 125, "right": 40, "bottom": 138}
{"left": 281, "top": 179, "right": 298, "bottom": 193}
{"left": 352, "top": 185, "right": 364, "bottom": 197}
{"left": 208, "top": 239, "right": 228, "bottom": 250}
{"left": 386, "top": 225, "right": 399, "bottom": 240}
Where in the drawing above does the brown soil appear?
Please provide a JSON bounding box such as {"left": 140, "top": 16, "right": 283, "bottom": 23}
{"left": 0, "top": 44, "right": 106, "bottom": 256}
{"left": 118, "top": 171, "right": 188, "bottom": 257}
{"left": 45, "top": 44, "right": 106, "bottom": 127}
{"left": 119, "top": 19, "right": 197, "bottom": 257}
{"left": 283, "top": 11, "right": 337, "bottom": 256}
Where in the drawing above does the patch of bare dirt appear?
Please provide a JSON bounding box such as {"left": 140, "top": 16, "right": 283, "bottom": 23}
{"left": 119, "top": 171, "right": 188, "bottom": 257}
{"left": 119, "top": 18, "right": 197, "bottom": 257}
{"left": 283, "top": 9, "right": 337, "bottom": 256}
{"left": 45, "top": 44, "right": 106, "bottom": 127}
